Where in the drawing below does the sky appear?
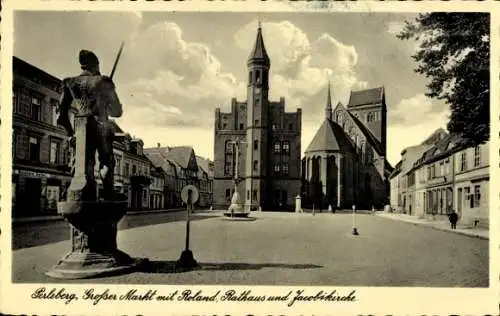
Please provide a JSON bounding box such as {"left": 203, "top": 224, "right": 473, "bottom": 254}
{"left": 13, "top": 11, "right": 451, "bottom": 166}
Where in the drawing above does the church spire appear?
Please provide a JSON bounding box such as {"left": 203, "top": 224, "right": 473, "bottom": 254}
{"left": 247, "top": 21, "right": 270, "bottom": 67}
{"left": 325, "top": 81, "right": 333, "bottom": 121}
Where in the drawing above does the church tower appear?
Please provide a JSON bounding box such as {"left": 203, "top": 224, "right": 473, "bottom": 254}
{"left": 245, "top": 23, "right": 270, "bottom": 211}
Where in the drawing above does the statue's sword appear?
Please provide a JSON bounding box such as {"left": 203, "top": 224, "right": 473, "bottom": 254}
{"left": 109, "top": 41, "right": 129, "bottom": 140}
{"left": 110, "top": 41, "right": 125, "bottom": 79}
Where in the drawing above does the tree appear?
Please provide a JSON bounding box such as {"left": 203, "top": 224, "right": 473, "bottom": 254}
{"left": 398, "top": 13, "right": 490, "bottom": 146}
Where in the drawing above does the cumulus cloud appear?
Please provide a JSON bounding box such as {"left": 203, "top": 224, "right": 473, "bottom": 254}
{"left": 115, "top": 19, "right": 369, "bottom": 135}
{"left": 115, "top": 20, "right": 244, "bottom": 131}
{"left": 387, "top": 110, "right": 449, "bottom": 166}
{"left": 390, "top": 94, "right": 449, "bottom": 127}
{"left": 234, "top": 20, "right": 368, "bottom": 123}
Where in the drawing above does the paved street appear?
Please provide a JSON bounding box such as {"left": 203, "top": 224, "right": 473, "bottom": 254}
{"left": 12, "top": 210, "right": 212, "bottom": 250}
{"left": 12, "top": 212, "right": 488, "bottom": 287}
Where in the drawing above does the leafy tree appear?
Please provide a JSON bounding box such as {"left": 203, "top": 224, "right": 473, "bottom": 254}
{"left": 398, "top": 13, "right": 490, "bottom": 146}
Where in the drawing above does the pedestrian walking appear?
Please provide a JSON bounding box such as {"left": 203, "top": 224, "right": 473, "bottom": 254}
{"left": 371, "top": 205, "right": 376, "bottom": 215}
{"left": 448, "top": 210, "right": 458, "bottom": 229}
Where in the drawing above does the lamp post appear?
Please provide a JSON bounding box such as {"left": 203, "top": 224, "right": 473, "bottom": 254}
{"left": 352, "top": 204, "right": 359, "bottom": 235}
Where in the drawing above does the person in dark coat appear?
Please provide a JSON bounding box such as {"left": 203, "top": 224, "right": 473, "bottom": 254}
{"left": 448, "top": 210, "right": 458, "bottom": 229}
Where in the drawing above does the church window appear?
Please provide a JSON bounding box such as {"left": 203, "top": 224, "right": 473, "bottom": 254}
{"left": 255, "top": 119, "right": 259, "bottom": 126}
{"left": 252, "top": 190, "right": 258, "bottom": 201}
{"left": 254, "top": 140, "right": 258, "bottom": 150}
{"left": 282, "top": 141, "right": 290, "bottom": 154}
{"left": 289, "top": 123, "right": 293, "bottom": 130}
{"left": 240, "top": 123, "right": 244, "bottom": 130}
{"left": 253, "top": 160, "right": 258, "bottom": 171}
{"left": 249, "top": 71, "right": 252, "bottom": 83}
{"left": 222, "top": 123, "right": 227, "bottom": 129}
{"left": 274, "top": 142, "right": 281, "bottom": 153}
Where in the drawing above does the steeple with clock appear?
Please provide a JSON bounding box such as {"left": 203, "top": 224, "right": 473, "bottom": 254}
{"left": 244, "top": 22, "right": 270, "bottom": 211}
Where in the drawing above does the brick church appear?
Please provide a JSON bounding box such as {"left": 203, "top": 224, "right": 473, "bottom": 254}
{"left": 301, "top": 84, "right": 394, "bottom": 210}
{"left": 213, "top": 24, "right": 302, "bottom": 211}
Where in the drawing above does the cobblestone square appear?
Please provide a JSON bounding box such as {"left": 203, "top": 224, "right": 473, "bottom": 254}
{"left": 12, "top": 211, "right": 488, "bottom": 287}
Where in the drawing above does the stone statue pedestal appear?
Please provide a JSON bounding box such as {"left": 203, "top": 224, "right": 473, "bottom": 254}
{"left": 46, "top": 198, "right": 147, "bottom": 279}
{"left": 46, "top": 114, "right": 147, "bottom": 279}
{"left": 223, "top": 191, "right": 249, "bottom": 218}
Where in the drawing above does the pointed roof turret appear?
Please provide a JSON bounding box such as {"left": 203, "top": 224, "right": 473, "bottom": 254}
{"left": 247, "top": 22, "right": 270, "bottom": 67}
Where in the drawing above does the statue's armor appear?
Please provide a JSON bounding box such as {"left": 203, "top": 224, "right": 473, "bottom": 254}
{"left": 58, "top": 71, "right": 123, "bottom": 201}
{"left": 63, "top": 73, "right": 122, "bottom": 120}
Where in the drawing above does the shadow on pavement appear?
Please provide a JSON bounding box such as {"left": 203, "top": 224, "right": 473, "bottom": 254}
{"left": 12, "top": 213, "right": 215, "bottom": 250}
{"left": 140, "top": 260, "right": 322, "bottom": 274}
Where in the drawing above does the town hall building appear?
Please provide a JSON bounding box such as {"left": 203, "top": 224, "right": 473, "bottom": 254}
{"left": 213, "top": 24, "right": 302, "bottom": 211}
{"left": 301, "top": 85, "right": 393, "bottom": 210}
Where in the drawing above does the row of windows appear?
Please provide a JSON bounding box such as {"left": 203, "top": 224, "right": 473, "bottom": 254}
{"left": 115, "top": 158, "right": 149, "bottom": 178}
{"left": 219, "top": 121, "right": 295, "bottom": 131}
{"left": 12, "top": 131, "right": 66, "bottom": 165}
{"left": 274, "top": 141, "right": 290, "bottom": 154}
{"left": 366, "top": 111, "right": 380, "bottom": 123}
{"left": 460, "top": 146, "right": 482, "bottom": 172}
{"left": 273, "top": 163, "right": 289, "bottom": 175}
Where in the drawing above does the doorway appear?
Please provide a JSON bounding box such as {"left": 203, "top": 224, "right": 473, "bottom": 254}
{"left": 23, "top": 178, "right": 42, "bottom": 216}
{"left": 457, "top": 188, "right": 462, "bottom": 218}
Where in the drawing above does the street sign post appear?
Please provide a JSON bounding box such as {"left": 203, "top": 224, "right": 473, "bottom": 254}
{"left": 352, "top": 204, "right": 359, "bottom": 236}
{"left": 176, "top": 185, "right": 200, "bottom": 269}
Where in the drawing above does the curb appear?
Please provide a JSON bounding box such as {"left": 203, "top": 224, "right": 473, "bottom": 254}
{"left": 376, "top": 214, "right": 489, "bottom": 240}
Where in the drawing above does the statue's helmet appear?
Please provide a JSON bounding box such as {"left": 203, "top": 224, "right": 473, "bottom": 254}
{"left": 79, "top": 50, "right": 99, "bottom": 70}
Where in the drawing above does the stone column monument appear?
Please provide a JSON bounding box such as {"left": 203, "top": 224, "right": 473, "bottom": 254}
{"left": 224, "top": 140, "right": 249, "bottom": 217}
{"left": 46, "top": 48, "right": 147, "bottom": 279}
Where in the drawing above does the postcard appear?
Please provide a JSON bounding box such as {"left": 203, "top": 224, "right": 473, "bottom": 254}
{"left": 1, "top": 0, "right": 498, "bottom": 315}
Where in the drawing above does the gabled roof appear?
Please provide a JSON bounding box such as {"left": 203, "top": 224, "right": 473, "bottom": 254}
{"left": 418, "top": 133, "right": 466, "bottom": 167}
{"left": 195, "top": 156, "right": 214, "bottom": 176}
{"left": 305, "top": 119, "right": 354, "bottom": 153}
{"left": 144, "top": 146, "right": 198, "bottom": 172}
{"left": 248, "top": 25, "right": 270, "bottom": 65}
{"left": 347, "top": 87, "right": 384, "bottom": 108}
